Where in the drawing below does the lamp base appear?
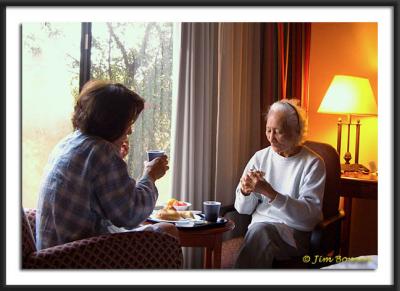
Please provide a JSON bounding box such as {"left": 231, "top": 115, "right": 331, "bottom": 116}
{"left": 341, "top": 163, "right": 370, "bottom": 174}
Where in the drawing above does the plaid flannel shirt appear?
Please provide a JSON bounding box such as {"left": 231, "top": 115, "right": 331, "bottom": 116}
{"left": 35, "top": 130, "right": 158, "bottom": 250}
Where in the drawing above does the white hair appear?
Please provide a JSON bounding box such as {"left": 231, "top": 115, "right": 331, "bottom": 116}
{"left": 265, "top": 99, "right": 308, "bottom": 146}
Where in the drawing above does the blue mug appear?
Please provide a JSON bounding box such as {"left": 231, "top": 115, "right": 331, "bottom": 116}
{"left": 203, "top": 201, "right": 221, "bottom": 222}
{"left": 147, "top": 150, "right": 165, "bottom": 161}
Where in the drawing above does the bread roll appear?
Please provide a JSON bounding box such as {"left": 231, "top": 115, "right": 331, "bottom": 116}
{"left": 155, "top": 207, "right": 181, "bottom": 221}
{"left": 179, "top": 211, "right": 194, "bottom": 219}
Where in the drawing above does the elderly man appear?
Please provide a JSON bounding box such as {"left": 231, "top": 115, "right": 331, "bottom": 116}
{"left": 234, "top": 99, "right": 326, "bottom": 268}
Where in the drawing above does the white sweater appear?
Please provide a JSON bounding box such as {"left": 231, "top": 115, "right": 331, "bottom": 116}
{"left": 234, "top": 145, "right": 326, "bottom": 248}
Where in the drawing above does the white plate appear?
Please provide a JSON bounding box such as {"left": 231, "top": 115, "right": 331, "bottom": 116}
{"left": 148, "top": 210, "right": 203, "bottom": 223}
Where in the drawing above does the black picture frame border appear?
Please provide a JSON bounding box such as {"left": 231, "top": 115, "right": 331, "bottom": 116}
{"left": 0, "top": 0, "right": 399, "bottom": 6}
{"left": 1, "top": 1, "right": 398, "bottom": 290}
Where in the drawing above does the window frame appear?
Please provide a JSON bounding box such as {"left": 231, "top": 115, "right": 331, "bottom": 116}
{"left": 79, "top": 22, "right": 92, "bottom": 92}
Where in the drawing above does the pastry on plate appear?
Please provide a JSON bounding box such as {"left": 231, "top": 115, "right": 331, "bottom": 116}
{"left": 155, "top": 206, "right": 181, "bottom": 221}
{"left": 178, "top": 211, "right": 195, "bottom": 219}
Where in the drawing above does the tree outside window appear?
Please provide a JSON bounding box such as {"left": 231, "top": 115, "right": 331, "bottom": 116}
{"left": 22, "top": 22, "right": 176, "bottom": 209}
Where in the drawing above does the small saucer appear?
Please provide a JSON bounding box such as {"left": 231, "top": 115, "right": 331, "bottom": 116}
{"left": 175, "top": 221, "right": 195, "bottom": 227}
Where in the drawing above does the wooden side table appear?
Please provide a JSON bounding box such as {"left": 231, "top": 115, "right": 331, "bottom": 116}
{"left": 339, "top": 172, "right": 378, "bottom": 257}
{"left": 178, "top": 220, "right": 235, "bottom": 269}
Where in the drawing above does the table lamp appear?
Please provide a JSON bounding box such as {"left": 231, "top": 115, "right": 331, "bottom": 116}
{"left": 318, "top": 75, "right": 377, "bottom": 172}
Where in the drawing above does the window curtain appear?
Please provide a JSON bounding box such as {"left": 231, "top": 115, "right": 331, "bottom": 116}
{"left": 171, "top": 22, "right": 219, "bottom": 269}
{"left": 214, "top": 23, "right": 261, "bottom": 206}
{"left": 171, "top": 22, "right": 310, "bottom": 269}
{"left": 171, "top": 22, "right": 261, "bottom": 268}
{"left": 171, "top": 22, "right": 218, "bottom": 210}
{"left": 260, "top": 23, "right": 311, "bottom": 148}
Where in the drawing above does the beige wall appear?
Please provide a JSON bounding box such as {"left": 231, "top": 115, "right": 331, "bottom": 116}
{"left": 308, "top": 22, "right": 378, "bottom": 257}
{"left": 308, "top": 22, "right": 378, "bottom": 169}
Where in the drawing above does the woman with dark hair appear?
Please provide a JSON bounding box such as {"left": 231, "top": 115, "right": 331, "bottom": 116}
{"left": 233, "top": 99, "right": 326, "bottom": 268}
{"left": 36, "top": 80, "right": 177, "bottom": 250}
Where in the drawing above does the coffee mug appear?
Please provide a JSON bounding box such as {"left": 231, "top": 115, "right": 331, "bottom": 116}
{"left": 203, "top": 201, "right": 221, "bottom": 222}
{"left": 147, "top": 150, "right": 165, "bottom": 161}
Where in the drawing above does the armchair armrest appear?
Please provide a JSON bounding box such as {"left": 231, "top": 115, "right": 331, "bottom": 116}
{"left": 315, "top": 210, "right": 345, "bottom": 230}
{"left": 310, "top": 210, "right": 345, "bottom": 256}
{"left": 220, "top": 204, "right": 251, "bottom": 240}
{"left": 23, "top": 231, "right": 183, "bottom": 269}
{"left": 220, "top": 204, "right": 236, "bottom": 216}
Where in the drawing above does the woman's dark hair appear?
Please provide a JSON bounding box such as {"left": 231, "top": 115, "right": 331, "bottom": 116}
{"left": 72, "top": 80, "right": 145, "bottom": 142}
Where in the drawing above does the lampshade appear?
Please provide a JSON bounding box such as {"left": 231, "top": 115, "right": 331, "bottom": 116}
{"left": 318, "top": 75, "right": 377, "bottom": 116}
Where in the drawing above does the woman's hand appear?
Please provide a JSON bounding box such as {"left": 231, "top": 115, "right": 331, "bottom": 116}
{"left": 240, "top": 174, "right": 255, "bottom": 195}
{"left": 247, "top": 171, "right": 277, "bottom": 202}
{"left": 120, "top": 140, "right": 130, "bottom": 159}
{"left": 240, "top": 169, "right": 264, "bottom": 195}
{"left": 143, "top": 155, "right": 169, "bottom": 182}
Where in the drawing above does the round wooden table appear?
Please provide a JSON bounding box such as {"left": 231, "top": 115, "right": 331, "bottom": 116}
{"left": 177, "top": 220, "right": 235, "bottom": 269}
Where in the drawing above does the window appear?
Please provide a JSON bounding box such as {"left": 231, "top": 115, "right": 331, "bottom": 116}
{"left": 91, "top": 22, "right": 176, "bottom": 204}
{"left": 22, "top": 22, "right": 178, "bottom": 208}
{"left": 22, "top": 23, "right": 80, "bottom": 208}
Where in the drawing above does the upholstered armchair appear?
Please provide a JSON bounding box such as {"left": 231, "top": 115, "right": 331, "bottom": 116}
{"left": 22, "top": 208, "right": 183, "bottom": 269}
{"left": 220, "top": 140, "right": 345, "bottom": 269}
